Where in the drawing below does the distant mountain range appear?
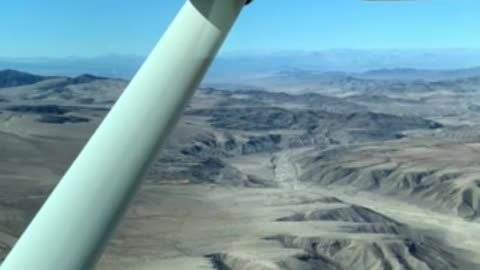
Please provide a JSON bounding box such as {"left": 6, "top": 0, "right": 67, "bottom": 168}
{"left": 0, "top": 69, "right": 110, "bottom": 88}
{"left": 360, "top": 67, "right": 480, "bottom": 81}
{"left": 4, "top": 65, "right": 480, "bottom": 97}
{"left": 2, "top": 49, "right": 480, "bottom": 81}
{"left": 0, "top": 55, "right": 143, "bottom": 80}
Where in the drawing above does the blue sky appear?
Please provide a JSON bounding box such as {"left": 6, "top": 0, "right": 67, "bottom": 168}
{"left": 1, "top": 0, "right": 480, "bottom": 58}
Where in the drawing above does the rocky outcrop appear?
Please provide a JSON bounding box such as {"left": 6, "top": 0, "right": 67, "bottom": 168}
{"left": 297, "top": 144, "right": 480, "bottom": 220}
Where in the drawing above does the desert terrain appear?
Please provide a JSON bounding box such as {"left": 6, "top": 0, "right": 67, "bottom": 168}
{"left": 0, "top": 69, "right": 480, "bottom": 269}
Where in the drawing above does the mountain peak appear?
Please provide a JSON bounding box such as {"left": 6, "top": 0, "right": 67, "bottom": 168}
{"left": 69, "top": 74, "right": 108, "bottom": 84}
{"left": 0, "top": 69, "right": 49, "bottom": 88}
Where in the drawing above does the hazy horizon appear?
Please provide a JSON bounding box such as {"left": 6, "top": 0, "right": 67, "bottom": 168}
{"left": 3, "top": 48, "right": 480, "bottom": 80}
{"left": 3, "top": 0, "right": 480, "bottom": 78}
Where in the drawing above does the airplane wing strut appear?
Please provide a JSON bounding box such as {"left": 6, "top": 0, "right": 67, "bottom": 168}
{"left": 0, "top": 1, "right": 248, "bottom": 269}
